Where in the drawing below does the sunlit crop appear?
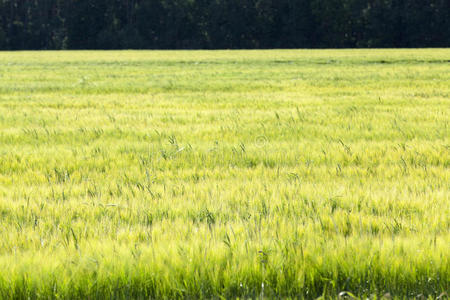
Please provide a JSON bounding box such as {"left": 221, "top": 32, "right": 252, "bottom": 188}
{"left": 0, "top": 49, "right": 448, "bottom": 299}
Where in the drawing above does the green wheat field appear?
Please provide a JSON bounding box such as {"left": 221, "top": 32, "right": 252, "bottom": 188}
{"left": 0, "top": 49, "right": 448, "bottom": 299}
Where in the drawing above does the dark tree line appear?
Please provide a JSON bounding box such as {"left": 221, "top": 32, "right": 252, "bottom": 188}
{"left": 0, "top": 0, "right": 448, "bottom": 50}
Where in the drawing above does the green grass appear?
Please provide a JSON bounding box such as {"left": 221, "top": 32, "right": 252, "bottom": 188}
{"left": 0, "top": 49, "right": 448, "bottom": 299}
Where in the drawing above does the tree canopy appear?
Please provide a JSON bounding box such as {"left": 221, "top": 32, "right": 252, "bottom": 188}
{"left": 0, "top": 0, "right": 448, "bottom": 50}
